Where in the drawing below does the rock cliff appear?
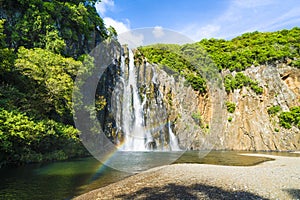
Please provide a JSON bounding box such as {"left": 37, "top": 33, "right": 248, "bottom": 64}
{"left": 221, "top": 64, "right": 300, "bottom": 150}
{"left": 97, "top": 48, "right": 300, "bottom": 151}
{"left": 133, "top": 61, "right": 300, "bottom": 151}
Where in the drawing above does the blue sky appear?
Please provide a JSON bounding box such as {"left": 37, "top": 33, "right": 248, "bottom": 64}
{"left": 96, "top": 0, "right": 300, "bottom": 41}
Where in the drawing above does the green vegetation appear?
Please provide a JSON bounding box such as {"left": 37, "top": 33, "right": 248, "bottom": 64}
{"left": 1, "top": 0, "right": 108, "bottom": 57}
{"left": 267, "top": 105, "right": 281, "bottom": 116}
{"left": 291, "top": 59, "right": 300, "bottom": 68}
{"left": 192, "top": 112, "right": 202, "bottom": 122}
{"left": 224, "top": 72, "right": 263, "bottom": 94}
{"left": 279, "top": 106, "right": 300, "bottom": 129}
{"left": 198, "top": 28, "right": 300, "bottom": 71}
{"left": 228, "top": 117, "right": 233, "bottom": 122}
{"left": 0, "top": 108, "right": 85, "bottom": 167}
{"left": 0, "top": 1, "right": 111, "bottom": 166}
{"left": 225, "top": 102, "right": 236, "bottom": 113}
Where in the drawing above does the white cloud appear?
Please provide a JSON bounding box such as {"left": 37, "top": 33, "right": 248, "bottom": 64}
{"left": 152, "top": 26, "right": 165, "bottom": 38}
{"left": 118, "top": 32, "right": 144, "bottom": 49}
{"left": 182, "top": 0, "right": 300, "bottom": 40}
{"left": 233, "top": 0, "right": 274, "bottom": 8}
{"left": 104, "top": 17, "right": 130, "bottom": 34}
{"left": 182, "top": 24, "right": 221, "bottom": 41}
{"left": 95, "top": 0, "right": 114, "bottom": 16}
{"left": 195, "top": 25, "right": 221, "bottom": 39}
{"left": 224, "top": 0, "right": 300, "bottom": 36}
{"left": 256, "top": 7, "right": 300, "bottom": 31}
{"left": 95, "top": 0, "right": 144, "bottom": 48}
{"left": 103, "top": 17, "right": 144, "bottom": 48}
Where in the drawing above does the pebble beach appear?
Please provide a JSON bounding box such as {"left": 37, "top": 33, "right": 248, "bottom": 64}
{"left": 74, "top": 154, "right": 300, "bottom": 200}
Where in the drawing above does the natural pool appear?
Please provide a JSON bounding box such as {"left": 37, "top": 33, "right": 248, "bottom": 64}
{"left": 0, "top": 151, "right": 298, "bottom": 200}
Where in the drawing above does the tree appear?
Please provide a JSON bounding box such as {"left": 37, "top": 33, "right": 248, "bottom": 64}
{"left": 107, "top": 26, "right": 118, "bottom": 39}
{"left": 44, "top": 29, "right": 66, "bottom": 54}
{"left": 15, "top": 47, "right": 82, "bottom": 122}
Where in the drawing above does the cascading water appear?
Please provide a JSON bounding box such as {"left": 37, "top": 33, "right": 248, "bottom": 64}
{"left": 119, "top": 50, "right": 152, "bottom": 151}
{"left": 113, "top": 48, "right": 180, "bottom": 151}
{"left": 168, "top": 122, "right": 180, "bottom": 151}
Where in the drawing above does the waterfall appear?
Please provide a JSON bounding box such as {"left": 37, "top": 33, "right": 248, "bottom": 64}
{"left": 168, "top": 122, "right": 180, "bottom": 151}
{"left": 113, "top": 48, "right": 180, "bottom": 151}
{"left": 119, "top": 50, "right": 152, "bottom": 151}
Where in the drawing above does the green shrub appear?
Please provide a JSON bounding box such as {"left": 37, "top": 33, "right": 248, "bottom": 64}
{"left": 192, "top": 112, "right": 202, "bottom": 124}
{"left": 0, "top": 108, "right": 84, "bottom": 166}
{"left": 226, "top": 101, "right": 236, "bottom": 113}
{"left": 291, "top": 59, "right": 300, "bottom": 68}
{"left": 224, "top": 72, "right": 263, "bottom": 94}
{"left": 279, "top": 106, "right": 300, "bottom": 129}
{"left": 185, "top": 73, "right": 206, "bottom": 93}
{"left": 192, "top": 111, "right": 204, "bottom": 125}
{"left": 228, "top": 117, "right": 233, "bottom": 122}
{"left": 267, "top": 105, "right": 281, "bottom": 115}
{"left": 251, "top": 84, "right": 263, "bottom": 94}
{"left": 192, "top": 112, "right": 202, "bottom": 120}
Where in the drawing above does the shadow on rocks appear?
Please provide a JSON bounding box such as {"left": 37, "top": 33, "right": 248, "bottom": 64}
{"left": 284, "top": 189, "right": 300, "bottom": 199}
{"left": 116, "top": 183, "right": 268, "bottom": 200}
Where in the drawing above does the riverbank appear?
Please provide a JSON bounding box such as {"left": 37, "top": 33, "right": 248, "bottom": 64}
{"left": 74, "top": 154, "right": 300, "bottom": 200}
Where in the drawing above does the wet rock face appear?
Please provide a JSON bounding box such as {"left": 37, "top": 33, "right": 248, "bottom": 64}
{"left": 98, "top": 51, "right": 300, "bottom": 151}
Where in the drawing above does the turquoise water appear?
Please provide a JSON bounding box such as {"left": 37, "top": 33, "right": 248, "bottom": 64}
{"left": 0, "top": 151, "right": 298, "bottom": 200}
{"left": 0, "top": 157, "right": 130, "bottom": 200}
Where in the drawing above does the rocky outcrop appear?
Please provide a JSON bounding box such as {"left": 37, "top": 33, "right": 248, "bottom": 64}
{"left": 220, "top": 64, "right": 300, "bottom": 150}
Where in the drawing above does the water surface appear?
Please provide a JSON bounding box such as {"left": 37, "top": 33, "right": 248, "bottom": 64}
{"left": 0, "top": 151, "right": 298, "bottom": 200}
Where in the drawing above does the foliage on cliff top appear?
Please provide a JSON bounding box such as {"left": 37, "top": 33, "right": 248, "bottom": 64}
{"left": 138, "top": 43, "right": 225, "bottom": 93}
{"left": 198, "top": 27, "right": 300, "bottom": 71}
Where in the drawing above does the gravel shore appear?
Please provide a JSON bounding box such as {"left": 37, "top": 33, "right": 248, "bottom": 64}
{"left": 74, "top": 154, "right": 300, "bottom": 200}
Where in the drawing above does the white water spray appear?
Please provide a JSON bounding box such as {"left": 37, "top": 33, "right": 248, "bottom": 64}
{"left": 168, "top": 122, "right": 180, "bottom": 151}
{"left": 120, "top": 50, "right": 152, "bottom": 151}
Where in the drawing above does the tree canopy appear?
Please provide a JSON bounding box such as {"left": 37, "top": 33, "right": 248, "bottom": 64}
{"left": 1, "top": 0, "right": 108, "bottom": 57}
